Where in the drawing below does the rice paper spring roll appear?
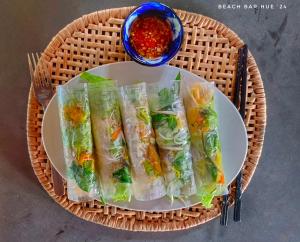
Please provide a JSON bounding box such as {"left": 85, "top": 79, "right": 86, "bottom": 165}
{"left": 84, "top": 75, "right": 132, "bottom": 202}
{"left": 119, "top": 82, "right": 166, "bottom": 201}
{"left": 147, "top": 76, "right": 196, "bottom": 201}
{"left": 184, "top": 81, "right": 226, "bottom": 208}
{"left": 57, "top": 83, "right": 100, "bottom": 202}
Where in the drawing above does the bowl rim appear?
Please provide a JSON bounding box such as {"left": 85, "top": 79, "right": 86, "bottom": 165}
{"left": 121, "top": 1, "right": 184, "bottom": 67}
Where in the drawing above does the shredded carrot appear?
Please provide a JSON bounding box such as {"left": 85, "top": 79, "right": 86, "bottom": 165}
{"left": 218, "top": 174, "right": 225, "bottom": 184}
{"left": 111, "top": 127, "right": 122, "bottom": 141}
{"left": 147, "top": 144, "right": 162, "bottom": 175}
{"left": 138, "top": 123, "right": 147, "bottom": 139}
{"left": 196, "top": 115, "right": 204, "bottom": 125}
{"left": 201, "top": 126, "right": 210, "bottom": 132}
{"left": 78, "top": 152, "right": 94, "bottom": 166}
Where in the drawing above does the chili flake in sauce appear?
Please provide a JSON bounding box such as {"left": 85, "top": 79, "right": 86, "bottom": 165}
{"left": 130, "top": 16, "right": 172, "bottom": 59}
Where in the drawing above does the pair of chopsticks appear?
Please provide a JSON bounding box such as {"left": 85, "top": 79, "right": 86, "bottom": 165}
{"left": 220, "top": 44, "right": 248, "bottom": 226}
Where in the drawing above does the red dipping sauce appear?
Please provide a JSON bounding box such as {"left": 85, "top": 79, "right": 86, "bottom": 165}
{"left": 130, "top": 16, "right": 173, "bottom": 59}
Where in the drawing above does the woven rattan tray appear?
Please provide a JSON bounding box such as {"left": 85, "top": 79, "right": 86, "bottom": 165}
{"left": 26, "top": 7, "right": 266, "bottom": 231}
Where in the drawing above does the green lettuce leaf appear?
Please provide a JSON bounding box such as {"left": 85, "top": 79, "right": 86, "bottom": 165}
{"left": 113, "top": 183, "right": 131, "bottom": 202}
{"left": 80, "top": 72, "right": 109, "bottom": 83}
{"left": 200, "top": 193, "right": 214, "bottom": 208}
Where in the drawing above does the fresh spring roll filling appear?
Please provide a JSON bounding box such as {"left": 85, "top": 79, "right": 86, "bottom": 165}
{"left": 83, "top": 74, "right": 132, "bottom": 202}
{"left": 119, "top": 82, "right": 166, "bottom": 201}
{"left": 184, "top": 81, "right": 226, "bottom": 208}
{"left": 147, "top": 74, "right": 196, "bottom": 201}
{"left": 57, "top": 83, "right": 100, "bottom": 202}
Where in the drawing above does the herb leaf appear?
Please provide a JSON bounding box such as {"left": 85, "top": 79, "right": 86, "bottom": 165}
{"left": 152, "top": 113, "right": 177, "bottom": 130}
{"left": 174, "top": 71, "right": 181, "bottom": 96}
{"left": 69, "top": 160, "right": 96, "bottom": 192}
{"left": 173, "top": 150, "right": 185, "bottom": 171}
{"left": 136, "top": 107, "right": 150, "bottom": 124}
{"left": 202, "top": 131, "right": 220, "bottom": 181}
{"left": 175, "top": 71, "right": 181, "bottom": 80}
{"left": 167, "top": 115, "right": 177, "bottom": 130}
{"left": 158, "top": 88, "right": 173, "bottom": 108}
{"left": 143, "top": 160, "right": 154, "bottom": 176}
{"left": 152, "top": 113, "right": 167, "bottom": 123}
{"left": 203, "top": 130, "right": 219, "bottom": 158}
{"left": 112, "top": 166, "right": 132, "bottom": 183}
{"left": 206, "top": 160, "right": 218, "bottom": 181}
{"left": 158, "top": 76, "right": 181, "bottom": 109}
{"left": 172, "top": 150, "right": 191, "bottom": 182}
{"left": 201, "top": 106, "right": 218, "bottom": 129}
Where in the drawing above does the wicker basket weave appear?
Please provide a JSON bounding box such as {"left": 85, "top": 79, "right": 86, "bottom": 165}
{"left": 26, "top": 7, "right": 266, "bottom": 231}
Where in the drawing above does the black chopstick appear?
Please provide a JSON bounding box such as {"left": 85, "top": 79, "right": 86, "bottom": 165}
{"left": 233, "top": 44, "right": 248, "bottom": 222}
{"left": 220, "top": 45, "right": 247, "bottom": 226}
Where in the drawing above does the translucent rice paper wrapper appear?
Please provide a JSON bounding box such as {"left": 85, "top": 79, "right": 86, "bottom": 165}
{"left": 87, "top": 80, "right": 132, "bottom": 202}
{"left": 119, "top": 82, "right": 166, "bottom": 201}
{"left": 183, "top": 80, "right": 227, "bottom": 208}
{"left": 147, "top": 79, "right": 196, "bottom": 201}
{"left": 57, "top": 83, "right": 100, "bottom": 202}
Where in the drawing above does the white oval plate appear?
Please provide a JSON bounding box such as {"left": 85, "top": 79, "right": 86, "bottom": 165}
{"left": 42, "top": 61, "right": 248, "bottom": 211}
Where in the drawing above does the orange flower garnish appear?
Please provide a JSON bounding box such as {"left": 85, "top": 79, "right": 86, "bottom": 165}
{"left": 64, "top": 105, "right": 86, "bottom": 125}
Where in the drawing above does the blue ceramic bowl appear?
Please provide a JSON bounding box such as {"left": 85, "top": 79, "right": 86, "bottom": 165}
{"left": 121, "top": 2, "right": 184, "bottom": 67}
